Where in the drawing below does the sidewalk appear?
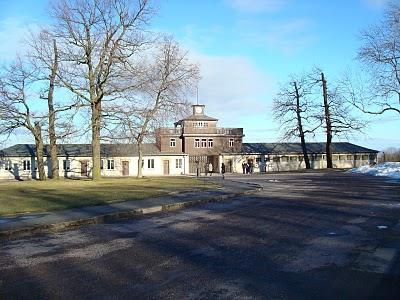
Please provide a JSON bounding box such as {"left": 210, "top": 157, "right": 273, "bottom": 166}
{"left": 0, "top": 177, "right": 261, "bottom": 240}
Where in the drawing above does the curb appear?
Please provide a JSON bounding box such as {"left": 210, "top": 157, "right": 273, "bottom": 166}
{"left": 0, "top": 185, "right": 262, "bottom": 240}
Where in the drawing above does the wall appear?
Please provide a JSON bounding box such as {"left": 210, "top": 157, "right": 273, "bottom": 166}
{"left": 0, "top": 154, "right": 189, "bottom": 180}
{"left": 220, "top": 153, "right": 376, "bottom": 173}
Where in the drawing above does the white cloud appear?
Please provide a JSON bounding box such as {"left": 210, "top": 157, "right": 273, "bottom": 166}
{"left": 225, "top": 0, "right": 288, "bottom": 13}
{"left": 189, "top": 52, "right": 276, "bottom": 130}
{"left": 0, "top": 17, "right": 40, "bottom": 61}
{"left": 236, "top": 18, "right": 315, "bottom": 55}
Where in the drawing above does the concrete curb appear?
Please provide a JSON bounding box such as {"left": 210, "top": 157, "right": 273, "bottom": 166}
{"left": 0, "top": 185, "right": 262, "bottom": 240}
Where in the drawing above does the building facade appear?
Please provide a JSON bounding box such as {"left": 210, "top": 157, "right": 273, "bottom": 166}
{"left": 156, "top": 104, "right": 244, "bottom": 173}
{"left": 0, "top": 144, "right": 189, "bottom": 180}
{"left": 0, "top": 104, "right": 379, "bottom": 180}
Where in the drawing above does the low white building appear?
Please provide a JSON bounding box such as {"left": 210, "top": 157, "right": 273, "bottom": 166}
{"left": 220, "top": 142, "right": 378, "bottom": 174}
{"left": 0, "top": 144, "right": 189, "bottom": 180}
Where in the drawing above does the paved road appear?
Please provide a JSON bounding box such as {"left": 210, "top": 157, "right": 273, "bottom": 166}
{"left": 1, "top": 171, "right": 399, "bottom": 299}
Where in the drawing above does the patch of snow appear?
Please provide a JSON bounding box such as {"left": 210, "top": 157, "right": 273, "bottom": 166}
{"left": 348, "top": 162, "right": 400, "bottom": 180}
{"left": 377, "top": 225, "right": 388, "bottom": 230}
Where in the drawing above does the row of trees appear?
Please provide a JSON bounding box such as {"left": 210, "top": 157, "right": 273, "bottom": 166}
{"left": 272, "top": 69, "right": 364, "bottom": 169}
{"left": 273, "top": 2, "right": 400, "bottom": 167}
{"left": 0, "top": 0, "right": 199, "bottom": 180}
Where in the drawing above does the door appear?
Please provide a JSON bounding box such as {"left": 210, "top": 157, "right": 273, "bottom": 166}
{"left": 122, "top": 161, "right": 129, "bottom": 176}
{"left": 163, "top": 160, "right": 170, "bottom": 175}
{"left": 80, "top": 161, "right": 88, "bottom": 176}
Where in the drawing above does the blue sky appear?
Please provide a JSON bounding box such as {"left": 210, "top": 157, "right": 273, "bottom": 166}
{"left": 0, "top": 0, "right": 399, "bottom": 150}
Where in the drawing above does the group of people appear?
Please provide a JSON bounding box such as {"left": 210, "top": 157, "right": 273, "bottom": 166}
{"left": 242, "top": 162, "right": 254, "bottom": 174}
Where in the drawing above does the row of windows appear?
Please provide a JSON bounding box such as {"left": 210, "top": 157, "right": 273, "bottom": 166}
{"left": 194, "top": 138, "right": 213, "bottom": 148}
{"left": 192, "top": 138, "right": 235, "bottom": 148}
{"left": 170, "top": 138, "right": 235, "bottom": 148}
{"left": 262, "top": 154, "right": 372, "bottom": 163}
{"left": 2, "top": 160, "right": 31, "bottom": 171}
{"left": 2, "top": 158, "right": 184, "bottom": 172}
{"left": 193, "top": 122, "right": 208, "bottom": 128}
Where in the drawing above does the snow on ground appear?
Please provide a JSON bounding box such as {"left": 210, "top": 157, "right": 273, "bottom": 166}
{"left": 349, "top": 162, "right": 400, "bottom": 180}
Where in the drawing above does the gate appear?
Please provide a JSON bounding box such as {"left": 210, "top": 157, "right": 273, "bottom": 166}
{"left": 189, "top": 155, "right": 211, "bottom": 174}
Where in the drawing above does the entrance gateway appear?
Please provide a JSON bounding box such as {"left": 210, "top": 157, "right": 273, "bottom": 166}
{"left": 189, "top": 155, "right": 218, "bottom": 174}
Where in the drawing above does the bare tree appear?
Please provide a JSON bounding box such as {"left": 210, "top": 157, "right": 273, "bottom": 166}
{"left": 105, "top": 36, "right": 199, "bottom": 178}
{"left": 27, "top": 30, "right": 62, "bottom": 179}
{"left": 0, "top": 58, "right": 47, "bottom": 180}
{"left": 50, "top": 0, "right": 153, "bottom": 180}
{"left": 272, "top": 75, "right": 318, "bottom": 169}
{"left": 379, "top": 147, "right": 400, "bottom": 162}
{"left": 311, "top": 70, "right": 366, "bottom": 168}
{"left": 356, "top": 2, "right": 400, "bottom": 116}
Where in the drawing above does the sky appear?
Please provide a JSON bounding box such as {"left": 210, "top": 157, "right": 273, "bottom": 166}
{"left": 0, "top": 0, "right": 399, "bottom": 150}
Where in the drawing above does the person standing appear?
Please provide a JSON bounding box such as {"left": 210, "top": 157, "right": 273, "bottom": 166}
{"left": 242, "top": 162, "right": 245, "bottom": 174}
{"left": 221, "top": 163, "right": 226, "bottom": 179}
{"left": 208, "top": 162, "right": 213, "bottom": 176}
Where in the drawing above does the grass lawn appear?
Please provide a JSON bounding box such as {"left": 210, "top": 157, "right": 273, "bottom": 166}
{"left": 0, "top": 177, "right": 217, "bottom": 216}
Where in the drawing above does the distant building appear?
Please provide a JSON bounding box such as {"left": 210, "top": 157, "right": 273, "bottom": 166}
{"left": 0, "top": 104, "right": 378, "bottom": 179}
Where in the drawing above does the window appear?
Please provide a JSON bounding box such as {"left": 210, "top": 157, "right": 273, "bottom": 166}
{"left": 170, "top": 138, "right": 176, "bottom": 147}
{"left": 100, "top": 159, "right": 104, "bottom": 170}
{"left": 281, "top": 156, "right": 289, "bottom": 162}
{"left": 208, "top": 139, "right": 213, "bottom": 148}
{"left": 315, "top": 155, "right": 322, "bottom": 161}
{"left": 229, "top": 139, "right": 234, "bottom": 147}
{"left": 290, "top": 156, "right": 298, "bottom": 162}
{"left": 256, "top": 157, "right": 262, "bottom": 163}
{"left": 362, "top": 155, "right": 369, "bottom": 161}
{"left": 273, "top": 157, "right": 280, "bottom": 163}
{"left": 147, "top": 159, "right": 155, "bottom": 169}
{"left": 4, "top": 160, "right": 12, "bottom": 171}
{"left": 194, "top": 139, "right": 200, "bottom": 148}
{"left": 63, "top": 160, "right": 70, "bottom": 171}
{"left": 332, "top": 155, "right": 339, "bottom": 161}
{"left": 201, "top": 138, "right": 207, "bottom": 148}
{"left": 23, "top": 160, "right": 31, "bottom": 171}
{"left": 347, "top": 155, "right": 353, "bottom": 161}
{"left": 107, "top": 159, "right": 115, "bottom": 170}
{"left": 339, "top": 155, "right": 346, "bottom": 161}
{"left": 176, "top": 158, "right": 182, "bottom": 169}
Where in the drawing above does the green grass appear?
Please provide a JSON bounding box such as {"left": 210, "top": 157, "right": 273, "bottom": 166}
{"left": 0, "top": 177, "right": 217, "bottom": 216}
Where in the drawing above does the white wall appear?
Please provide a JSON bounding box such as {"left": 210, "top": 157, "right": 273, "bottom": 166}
{"left": 221, "top": 153, "right": 376, "bottom": 173}
{"left": 0, "top": 154, "right": 189, "bottom": 180}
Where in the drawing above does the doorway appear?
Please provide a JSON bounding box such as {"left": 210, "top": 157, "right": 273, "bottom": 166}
{"left": 122, "top": 161, "right": 129, "bottom": 176}
{"left": 163, "top": 160, "right": 170, "bottom": 175}
{"left": 80, "top": 161, "right": 88, "bottom": 176}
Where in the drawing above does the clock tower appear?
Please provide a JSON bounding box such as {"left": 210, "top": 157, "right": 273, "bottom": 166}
{"left": 192, "top": 104, "right": 205, "bottom": 115}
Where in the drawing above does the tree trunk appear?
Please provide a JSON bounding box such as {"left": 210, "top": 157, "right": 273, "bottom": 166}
{"left": 294, "top": 81, "right": 311, "bottom": 169}
{"left": 91, "top": 100, "right": 102, "bottom": 180}
{"left": 34, "top": 122, "right": 46, "bottom": 181}
{"left": 48, "top": 39, "right": 59, "bottom": 179}
{"left": 137, "top": 140, "right": 143, "bottom": 178}
{"left": 322, "top": 73, "right": 333, "bottom": 168}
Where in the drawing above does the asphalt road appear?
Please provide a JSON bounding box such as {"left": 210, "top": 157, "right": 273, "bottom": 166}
{"left": 1, "top": 171, "right": 399, "bottom": 299}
